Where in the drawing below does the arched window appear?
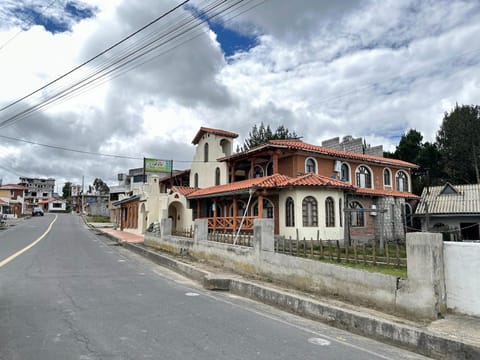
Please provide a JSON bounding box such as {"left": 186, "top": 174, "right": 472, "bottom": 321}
{"left": 194, "top": 173, "right": 199, "bottom": 188}
{"left": 253, "top": 165, "right": 264, "bottom": 178}
{"left": 215, "top": 167, "right": 220, "bottom": 185}
{"left": 383, "top": 168, "right": 391, "bottom": 186}
{"left": 266, "top": 162, "right": 273, "bottom": 176}
{"left": 349, "top": 201, "right": 364, "bottom": 227}
{"left": 305, "top": 157, "right": 317, "bottom": 174}
{"left": 325, "top": 197, "right": 335, "bottom": 227}
{"left": 229, "top": 200, "right": 247, "bottom": 217}
{"left": 339, "top": 198, "right": 343, "bottom": 227}
{"left": 204, "top": 143, "right": 209, "bottom": 162}
{"left": 302, "top": 196, "right": 318, "bottom": 227}
{"left": 253, "top": 199, "right": 274, "bottom": 218}
{"left": 356, "top": 166, "right": 372, "bottom": 188}
{"left": 396, "top": 171, "right": 409, "bottom": 192}
{"left": 285, "top": 197, "right": 295, "bottom": 227}
{"left": 341, "top": 163, "right": 350, "bottom": 182}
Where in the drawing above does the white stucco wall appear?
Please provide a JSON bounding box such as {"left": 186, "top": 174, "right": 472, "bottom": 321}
{"left": 279, "top": 188, "right": 344, "bottom": 240}
{"left": 444, "top": 242, "right": 480, "bottom": 316}
{"left": 190, "top": 133, "right": 233, "bottom": 188}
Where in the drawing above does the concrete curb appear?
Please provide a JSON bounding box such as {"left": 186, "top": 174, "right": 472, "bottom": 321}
{"left": 100, "top": 234, "right": 479, "bottom": 360}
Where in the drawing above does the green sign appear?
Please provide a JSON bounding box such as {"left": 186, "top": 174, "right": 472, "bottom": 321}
{"left": 144, "top": 158, "right": 172, "bottom": 173}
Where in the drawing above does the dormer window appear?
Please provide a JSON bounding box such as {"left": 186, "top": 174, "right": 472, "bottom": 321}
{"left": 356, "top": 165, "right": 372, "bottom": 188}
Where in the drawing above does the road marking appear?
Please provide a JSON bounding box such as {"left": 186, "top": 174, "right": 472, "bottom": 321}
{"left": 185, "top": 292, "right": 200, "bottom": 297}
{"left": 308, "top": 337, "right": 331, "bottom": 346}
{"left": 0, "top": 215, "right": 57, "bottom": 268}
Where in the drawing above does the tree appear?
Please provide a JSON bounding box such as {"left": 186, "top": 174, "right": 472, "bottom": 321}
{"left": 384, "top": 129, "right": 443, "bottom": 195}
{"left": 62, "top": 182, "right": 72, "bottom": 199}
{"left": 437, "top": 104, "right": 480, "bottom": 184}
{"left": 93, "top": 178, "right": 110, "bottom": 195}
{"left": 240, "top": 122, "right": 299, "bottom": 152}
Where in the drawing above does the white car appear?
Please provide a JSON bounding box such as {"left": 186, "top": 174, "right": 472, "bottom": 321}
{"left": 32, "top": 207, "right": 44, "bottom": 216}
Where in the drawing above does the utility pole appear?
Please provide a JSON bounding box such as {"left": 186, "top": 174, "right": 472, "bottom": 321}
{"left": 82, "top": 176, "right": 85, "bottom": 215}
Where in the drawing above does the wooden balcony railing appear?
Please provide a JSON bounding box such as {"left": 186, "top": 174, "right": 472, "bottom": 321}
{"left": 206, "top": 216, "right": 256, "bottom": 232}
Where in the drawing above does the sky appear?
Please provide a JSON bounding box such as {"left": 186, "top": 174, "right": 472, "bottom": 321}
{"left": 0, "top": 0, "right": 479, "bottom": 190}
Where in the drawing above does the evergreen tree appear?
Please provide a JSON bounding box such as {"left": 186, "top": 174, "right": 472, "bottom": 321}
{"left": 437, "top": 104, "right": 480, "bottom": 184}
{"left": 241, "top": 122, "right": 299, "bottom": 152}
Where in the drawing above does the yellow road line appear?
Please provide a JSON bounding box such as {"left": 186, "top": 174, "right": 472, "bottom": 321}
{"left": 0, "top": 215, "right": 58, "bottom": 268}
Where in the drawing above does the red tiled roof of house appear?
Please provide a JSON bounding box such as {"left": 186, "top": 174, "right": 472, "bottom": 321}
{"left": 281, "top": 173, "right": 355, "bottom": 189}
{"left": 188, "top": 174, "right": 291, "bottom": 198}
{"left": 355, "top": 187, "right": 419, "bottom": 199}
{"left": 192, "top": 127, "right": 239, "bottom": 145}
{"left": 220, "top": 139, "right": 417, "bottom": 169}
{"left": 268, "top": 139, "right": 417, "bottom": 168}
{"left": 0, "top": 184, "right": 27, "bottom": 190}
{"left": 171, "top": 186, "right": 197, "bottom": 196}
{"left": 188, "top": 173, "right": 355, "bottom": 198}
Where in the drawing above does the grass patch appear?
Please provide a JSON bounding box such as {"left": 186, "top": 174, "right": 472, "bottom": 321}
{"left": 86, "top": 215, "right": 111, "bottom": 223}
{"left": 316, "top": 258, "right": 407, "bottom": 278}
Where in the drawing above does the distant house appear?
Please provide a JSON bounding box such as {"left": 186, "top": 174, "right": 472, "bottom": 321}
{"left": 18, "top": 177, "right": 55, "bottom": 212}
{"left": 0, "top": 184, "right": 27, "bottom": 216}
{"left": 48, "top": 199, "right": 67, "bottom": 212}
{"left": 415, "top": 183, "right": 480, "bottom": 241}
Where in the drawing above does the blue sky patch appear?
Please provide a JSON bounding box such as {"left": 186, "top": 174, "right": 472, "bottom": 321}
{"left": 186, "top": 4, "right": 257, "bottom": 57}
{"left": 209, "top": 21, "right": 257, "bottom": 57}
{"left": 9, "top": 1, "right": 96, "bottom": 34}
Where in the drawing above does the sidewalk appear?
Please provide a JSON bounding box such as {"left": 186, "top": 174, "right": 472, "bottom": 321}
{"left": 94, "top": 227, "right": 480, "bottom": 360}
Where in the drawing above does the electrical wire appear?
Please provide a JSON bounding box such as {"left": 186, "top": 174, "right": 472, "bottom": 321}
{"left": 0, "top": 0, "right": 266, "bottom": 129}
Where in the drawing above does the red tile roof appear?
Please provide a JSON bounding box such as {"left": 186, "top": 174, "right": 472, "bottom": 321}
{"left": 355, "top": 188, "right": 419, "bottom": 199}
{"left": 192, "top": 127, "right": 239, "bottom": 145}
{"left": 188, "top": 173, "right": 355, "bottom": 198}
{"left": 171, "top": 186, "right": 197, "bottom": 196}
{"left": 0, "top": 184, "right": 27, "bottom": 190}
{"left": 220, "top": 139, "right": 417, "bottom": 169}
{"left": 186, "top": 173, "right": 418, "bottom": 199}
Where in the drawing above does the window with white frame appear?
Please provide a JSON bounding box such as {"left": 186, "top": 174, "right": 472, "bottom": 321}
{"left": 325, "top": 197, "right": 335, "bottom": 227}
{"left": 305, "top": 157, "right": 317, "bottom": 174}
{"left": 356, "top": 166, "right": 372, "bottom": 188}
{"left": 285, "top": 197, "right": 295, "bottom": 227}
{"left": 383, "top": 168, "right": 391, "bottom": 186}
{"left": 302, "top": 196, "right": 318, "bottom": 227}
{"left": 266, "top": 162, "right": 273, "bottom": 176}
{"left": 396, "top": 171, "right": 408, "bottom": 192}
{"left": 341, "top": 163, "right": 350, "bottom": 182}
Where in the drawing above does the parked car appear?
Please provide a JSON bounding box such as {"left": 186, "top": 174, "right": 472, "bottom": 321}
{"left": 32, "top": 207, "right": 44, "bottom": 216}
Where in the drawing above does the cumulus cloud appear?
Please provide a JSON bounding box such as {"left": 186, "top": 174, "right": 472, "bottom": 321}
{"left": 0, "top": 0, "right": 479, "bottom": 188}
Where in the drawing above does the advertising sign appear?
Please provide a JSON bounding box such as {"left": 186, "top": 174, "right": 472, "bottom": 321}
{"left": 144, "top": 158, "right": 173, "bottom": 173}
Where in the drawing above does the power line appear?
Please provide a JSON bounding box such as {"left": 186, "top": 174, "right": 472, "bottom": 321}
{"left": 0, "top": 0, "right": 265, "bottom": 129}
{"left": 0, "top": 0, "right": 191, "bottom": 114}
{"left": 0, "top": 134, "right": 142, "bottom": 160}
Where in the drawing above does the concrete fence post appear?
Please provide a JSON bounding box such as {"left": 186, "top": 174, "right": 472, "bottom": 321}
{"left": 160, "top": 218, "right": 172, "bottom": 238}
{"left": 396, "top": 232, "right": 447, "bottom": 319}
{"left": 194, "top": 218, "right": 208, "bottom": 242}
{"left": 253, "top": 218, "right": 274, "bottom": 255}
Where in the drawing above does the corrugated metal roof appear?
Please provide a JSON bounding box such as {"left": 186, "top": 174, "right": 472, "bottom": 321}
{"left": 415, "top": 183, "right": 480, "bottom": 215}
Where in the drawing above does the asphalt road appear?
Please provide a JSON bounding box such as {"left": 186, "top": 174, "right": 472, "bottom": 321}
{"left": 0, "top": 214, "right": 432, "bottom": 360}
